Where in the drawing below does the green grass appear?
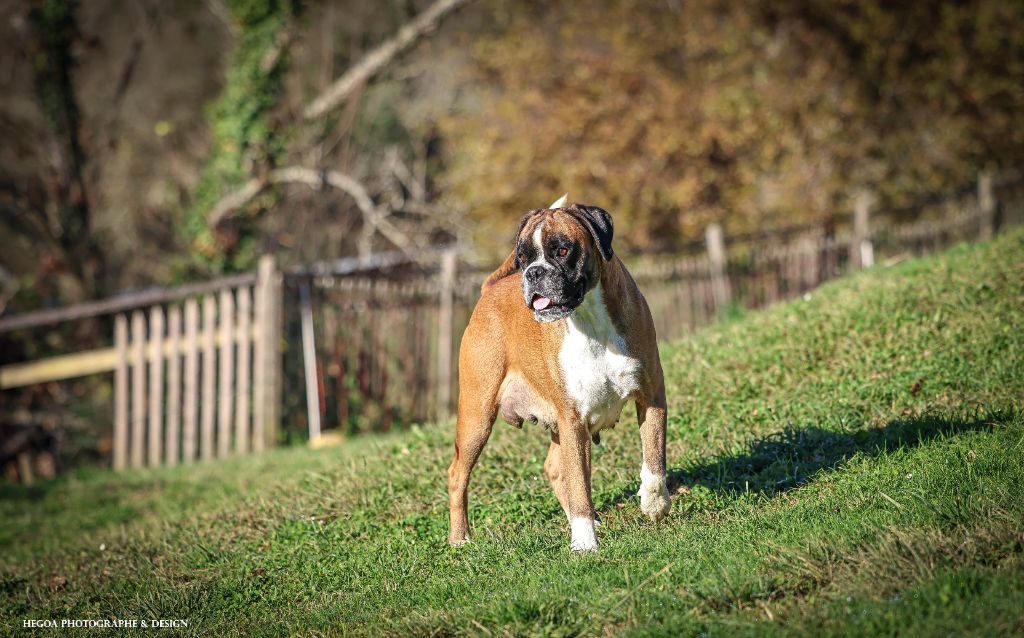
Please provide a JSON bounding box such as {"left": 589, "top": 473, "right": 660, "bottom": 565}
{"left": 2, "top": 229, "right": 1023, "bottom": 637}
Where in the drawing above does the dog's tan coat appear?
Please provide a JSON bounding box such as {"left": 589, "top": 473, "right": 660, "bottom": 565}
{"left": 448, "top": 207, "right": 670, "bottom": 551}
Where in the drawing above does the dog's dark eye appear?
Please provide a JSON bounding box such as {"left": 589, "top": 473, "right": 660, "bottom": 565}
{"left": 557, "top": 247, "right": 568, "bottom": 257}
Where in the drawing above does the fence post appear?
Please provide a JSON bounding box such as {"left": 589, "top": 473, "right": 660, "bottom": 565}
{"left": 166, "top": 305, "right": 181, "bottom": 466}
{"left": 299, "top": 279, "right": 322, "bottom": 443}
{"left": 130, "top": 310, "right": 146, "bottom": 468}
{"left": 978, "top": 171, "right": 995, "bottom": 240}
{"left": 705, "top": 224, "right": 731, "bottom": 312}
{"left": 799, "top": 233, "right": 819, "bottom": 292}
{"left": 852, "top": 192, "right": 874, "bottom": 269}
{"left": 235, "top": 287, "right": 251, "bottom": 454}
{"left": 147, "top": 305, "right": 164, "bottom": 466}
{"left": 182, "top": 298, "right": 199, "bottom": 462}
{"left": 217, "top": 288, "right": 235, "bottom": 457}
{"left": 200, "top": 295, "right": 216, "bottom": 461}
{"left": 113, "top": 314, "right": 128, "bottom": 470}
{"left": 254, "top": 254, "right": 281, "bottom": 451}
{"left": 436, "top": 248, "right": 457, "bottom": 420}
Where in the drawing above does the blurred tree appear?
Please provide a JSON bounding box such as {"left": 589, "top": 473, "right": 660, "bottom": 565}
{"left": 2, "top": 0, "right": 1022, "bottom": 458}
{"left": 7, "top": 0, "right": 105, "bottom": 302}
{"left": 437, "top": 0, "right": 1024, "bottom": 257}
{"left": 2, "top": 0, "right": 1021, "bottom": 302}
{"left": 766, "top": 0, "right": 1024, "bottom": 204}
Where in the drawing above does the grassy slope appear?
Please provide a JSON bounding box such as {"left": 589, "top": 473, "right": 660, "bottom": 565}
{"left": 2, "top": 229, "right": 1023, "bottom": 637}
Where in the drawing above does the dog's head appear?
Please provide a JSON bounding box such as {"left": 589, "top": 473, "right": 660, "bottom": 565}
{"left": 512, "top": 198, "right": 614, "bottom": 322}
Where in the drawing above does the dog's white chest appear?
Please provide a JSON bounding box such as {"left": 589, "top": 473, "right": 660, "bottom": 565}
{"left": 558, "top": 286, "right": 642, "bottom": 433}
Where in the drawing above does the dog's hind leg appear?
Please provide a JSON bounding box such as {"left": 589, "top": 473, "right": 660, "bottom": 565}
{"left": 558, "top": 420, "right": 597, "bottom": 551}
{"left": 543, "top": 436, "right": 571, "bottom": 520}
{"left": 448, "top": 404, "right": 496, "bottom": 546}
{"left": 448, "top": 331, "right": 502, "bottom": 546}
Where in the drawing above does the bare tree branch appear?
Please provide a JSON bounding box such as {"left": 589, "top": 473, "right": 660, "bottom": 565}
{"left": 207, "top": 166, "right": 416, "bottom": 256}
{"left": 387, "top": 146, "right": 427, "bottom": 203}
{"left": 302, "top": 0, "right": 471, "bottom": 121}
{"left": 260, "top": 22, "right": 294, "bottom": 72}
{"left": 206, "top": 179, "right": 265, "bottom": 225}
{"left": 205, "top": 0, "right": 240, "bottom": 38}
{"left": 204, "top": 1, "right": 471, "bottom": 259}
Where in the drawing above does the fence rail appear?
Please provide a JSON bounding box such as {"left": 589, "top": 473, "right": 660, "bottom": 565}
{"left": 0, "top": 273, "right": 258, "bottom": 333}
{"left": 1, "top": 171, "right": 1021, "bottom": 477}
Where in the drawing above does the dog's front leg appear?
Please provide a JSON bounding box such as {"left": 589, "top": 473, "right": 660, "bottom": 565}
{"left": 559, "top": 418, "right": 597, "bottom": 552}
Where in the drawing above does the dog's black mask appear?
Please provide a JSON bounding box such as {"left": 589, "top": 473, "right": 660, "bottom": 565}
{"left": 514, "top": 204, "right": 614, "bottom": 323}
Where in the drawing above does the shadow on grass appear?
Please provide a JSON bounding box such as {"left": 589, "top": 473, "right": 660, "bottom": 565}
{"left": 0, "top": 481, "right": 57, "bottom": 503}
{"left": 603, "top": 410, "right": 1009, "bottom": 511}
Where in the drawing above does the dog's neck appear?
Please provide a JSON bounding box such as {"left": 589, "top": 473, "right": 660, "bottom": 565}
{"left": 567, "top": 283, "right": 616, "bottom": 342}
{"left": 586, "top": 255, "right": 634, "bottom": 334}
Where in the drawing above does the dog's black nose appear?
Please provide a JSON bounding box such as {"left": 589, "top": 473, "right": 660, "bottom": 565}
{"left": 524, "top": 267, "right": 543, "bottom": 283}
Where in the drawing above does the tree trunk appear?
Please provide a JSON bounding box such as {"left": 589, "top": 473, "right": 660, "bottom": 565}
{"left": 28, "top": 0, "right": 104, "bottom": 301}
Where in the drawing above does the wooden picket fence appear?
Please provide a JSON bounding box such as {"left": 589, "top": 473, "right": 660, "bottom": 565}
{"left": 1, "top": 171, "right": 1021, "bottom": 475}
{"left": 0, "top": 257, "right": 282, "bottom": 471}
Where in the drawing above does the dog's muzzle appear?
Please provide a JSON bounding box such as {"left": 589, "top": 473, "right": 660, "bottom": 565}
{"left": 522, "top": 263, "right": 581, "bottom": 322}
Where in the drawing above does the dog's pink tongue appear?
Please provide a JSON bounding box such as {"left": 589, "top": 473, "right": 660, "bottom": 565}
{"left": 532, "top": 295, "right": 551, "bottom": 310}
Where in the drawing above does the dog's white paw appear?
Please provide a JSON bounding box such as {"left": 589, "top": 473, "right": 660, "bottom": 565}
{"left": 570, "top": 517, "right": 599, "bottom": 552}
{"left": 639, "top": 465, "right": 672, "bottom": 522}
{"left": 570, "top": 539, "right": 599, "bottom": 552}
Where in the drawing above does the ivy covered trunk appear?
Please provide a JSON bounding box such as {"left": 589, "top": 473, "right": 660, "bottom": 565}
{"left": 182, "top": 0, "right": 296, "bottom": 277}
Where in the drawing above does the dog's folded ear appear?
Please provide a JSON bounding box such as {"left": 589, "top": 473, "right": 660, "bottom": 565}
{"left": 570, "top": 204, "right": 614, "bottom": 261}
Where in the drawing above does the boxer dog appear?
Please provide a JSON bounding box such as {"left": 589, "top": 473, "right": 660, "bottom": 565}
{"left": 447, "top": 195, "right": 671, "bottom": 551}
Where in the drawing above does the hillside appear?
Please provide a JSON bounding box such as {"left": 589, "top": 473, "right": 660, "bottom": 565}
{"left": 2, "top": 229, "right": 1023, "bottom": 636}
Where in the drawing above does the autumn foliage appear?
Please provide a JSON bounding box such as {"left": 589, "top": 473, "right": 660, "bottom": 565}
{"left": 439, "top": 0, "right": 1024, "bottom": 255}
